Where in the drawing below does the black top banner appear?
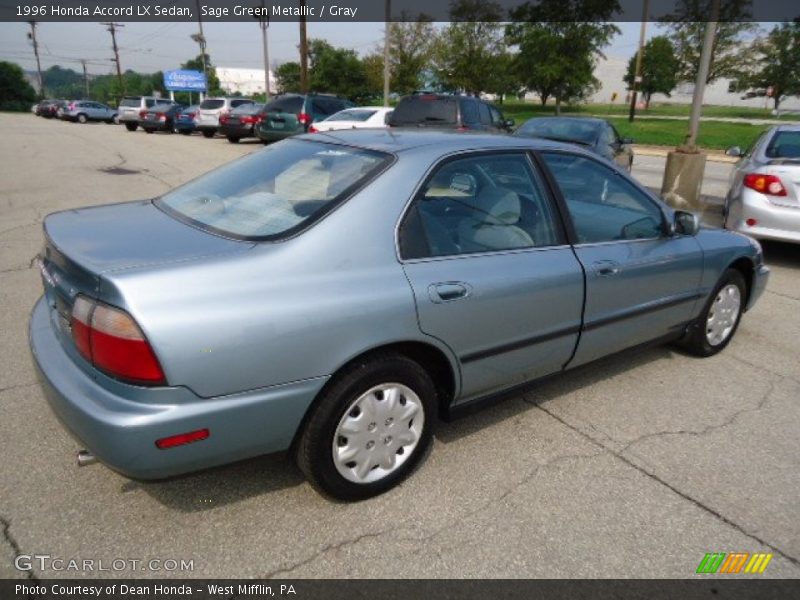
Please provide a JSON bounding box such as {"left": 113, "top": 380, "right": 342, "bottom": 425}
{"left": 1, "top": 0, "right": 799, "bottom": 23}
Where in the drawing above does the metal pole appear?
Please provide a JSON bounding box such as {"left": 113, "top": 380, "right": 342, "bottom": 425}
{"left": 383, "top": 0, "right": 391, "bottom": 107}
{"left": 27, "top": 21, "right": 44, "bottom": 97}
{"left": 628, "top": 0, "right": 648, "bottom": 122}
{"left": 684, "top": 0, "right": 721, "bottom": 150}
{"left": 260, "top": 0, "right": 271, "bottom": 100}
{"left": 299, "top": 0, "right": 308, "bottom": 93}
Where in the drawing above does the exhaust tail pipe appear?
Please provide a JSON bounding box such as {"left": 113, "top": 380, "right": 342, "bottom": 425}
{"left": 77, "top": 450, "right": 98, "bottom": 467}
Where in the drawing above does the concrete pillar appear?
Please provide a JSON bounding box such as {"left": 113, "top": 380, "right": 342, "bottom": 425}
{"left": 660, "top": 151, "right": 707, "bottom": 212}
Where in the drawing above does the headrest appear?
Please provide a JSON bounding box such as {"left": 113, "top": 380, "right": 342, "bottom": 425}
{"left": 480, "top": 188, "right": 522, "bottom": 226}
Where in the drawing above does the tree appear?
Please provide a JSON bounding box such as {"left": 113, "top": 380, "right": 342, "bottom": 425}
{"left": 731, "top": 22, "right": 800, "bottom": 111}
{"left": 660, "top": 0, "right": 759, "bottom": 84}
{"left": 0, "top": 61, "right": 37, "bottom": 111}
{"left": 389, "top": 15, "right": 436, "bottom": 94}
{"left": 42, "top": 65, "right": 84, "bottom": 99}
{"left": 361, "top": 53, "right": 385, "bottom": 98}
{"left": 507, "top": 0, "right": 620, "bottom": 114}
{"left": 275, "top": 62, "right": 301, "bottom": 93}
{"left": 483, "top": 52, "right": 522, "bottom": 103}
{"left": 624, "top": 35, "right": 680, "bottom": 108}
{"left": 181, "top": 53, "right": 222, "bottom": 95}
{"left": 306, "top": 39, "right": 370, "bottom": 101}
{"left": 431, "top": 0, "right": 506, "bottom": 95}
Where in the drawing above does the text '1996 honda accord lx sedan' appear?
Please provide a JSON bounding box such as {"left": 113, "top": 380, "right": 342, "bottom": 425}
{"left": 30, "top": 131, "right": 769, "bottom": 500}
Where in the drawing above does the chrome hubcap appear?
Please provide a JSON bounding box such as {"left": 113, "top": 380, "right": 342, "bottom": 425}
{"left": 706, "top": 284, "right": 742, "bottom": 346}
{"left": 332, "top": 383, "right": 424, "bottom": 484}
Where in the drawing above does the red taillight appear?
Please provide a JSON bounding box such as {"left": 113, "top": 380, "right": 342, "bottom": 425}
{"left": 308, "top": 125, "right": 318, "bottom": 133}
{"left": 240, "top": 115, "right": 255, "bottom": 124}
{"left": 298, "top": 112, "right": 312, "bottom": 126}
{"left": 156, "top": 429, "right": 210, "bottom": 450}
{"left": 746, "top": 218, "right": 758, "bottom": 226}
{"left": 744, "top": 173, "right": 787, "bottom": 196}
{"left": 139, "top": 109, "right": 147, "bottom": 118}
{"left": 70, "top": 296, "right": 166, "bottom": 385}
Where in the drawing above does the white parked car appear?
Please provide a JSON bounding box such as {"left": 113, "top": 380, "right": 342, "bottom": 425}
{"left": 309, "top": 106, "right": 394, "bottom": 133}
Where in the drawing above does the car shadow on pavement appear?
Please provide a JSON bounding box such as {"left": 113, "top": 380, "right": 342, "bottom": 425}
{"left": 124, "top": 451, "right": 305, "bottom": 511}
{"left": 761, "top": 241, "right": 800, "bottom": 269}
{"left": 132, "top": 343, "right": 681, "bottom": 511}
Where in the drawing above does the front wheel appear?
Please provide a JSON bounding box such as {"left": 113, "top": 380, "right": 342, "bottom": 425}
{"left": 678, "top": 269, "right": 746, "bottom": 357}
{"left": 77, "top": 114, "right": 87, "bottom": 124}
{"left": 201, "top": 129, "right": 215, "bottom": 138}
{"left": 295, "top": 354, "right": 437, "bottom": 501}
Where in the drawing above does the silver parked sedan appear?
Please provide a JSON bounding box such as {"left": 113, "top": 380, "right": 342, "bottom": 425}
{"left": 724, "top": 125, "right": 800, "bottom": 244}
{"left": 30, "top": 131, "right": 768, "bottom": 500}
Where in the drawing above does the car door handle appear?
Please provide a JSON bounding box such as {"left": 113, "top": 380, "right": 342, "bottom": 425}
{"left": 592, "top": 261, "right": 621, "bottom": 277}
{"left": 428, "top": 282, "right": 471, "bottom": 303}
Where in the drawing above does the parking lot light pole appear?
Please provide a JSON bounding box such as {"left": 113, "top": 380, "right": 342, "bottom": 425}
{"left": 660, "top": 0, "right": 721, "bottom": 212}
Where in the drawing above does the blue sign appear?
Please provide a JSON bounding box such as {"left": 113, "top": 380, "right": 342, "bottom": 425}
{"left": 164, "top": 70, "right": 207, "bottom": 92}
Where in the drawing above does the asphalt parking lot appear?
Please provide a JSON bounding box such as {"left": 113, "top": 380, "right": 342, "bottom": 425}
{"left": 1, "top": 113, "right": 798, "bottom": 579}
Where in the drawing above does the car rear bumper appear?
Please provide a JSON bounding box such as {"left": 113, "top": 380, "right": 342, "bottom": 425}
{"left": 221, "top": 124, "right": 255, "bottom": 137}
{"left": 727, "top": 190, "right": 800, "bottom": 244}
{"left": 256, "top": 128, "right": 297, "bottom": 142}
{"left": 29, "top": 297, "right": 327, "bottom": 480}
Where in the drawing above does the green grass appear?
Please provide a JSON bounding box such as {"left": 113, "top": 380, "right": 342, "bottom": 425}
{"left": 499, "top": 102, "right": 772, "bottom": 151}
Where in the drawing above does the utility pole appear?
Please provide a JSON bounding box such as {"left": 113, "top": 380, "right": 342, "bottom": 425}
{"left": 383, "top": 0, "right": 391, "bottom": 107}
{"left": 628, "top": 0, "right": 649, "bottom": 122}
{"left": 259, "top": 0, "right": 271, "bottom": 100}
{"left": 100, "top": 22, "right": 124, "bottom": 92}
{"left": 27, "top": 21, "right": 44, "bottom": 97}
{"left": 299, "top": 0, "right": 308, "bottom": 93}
{"left": 192, "top": 0, "right": 208, "bottom": 99}
{"left": 80, "top": 59, "right": 89, "bottom": 98}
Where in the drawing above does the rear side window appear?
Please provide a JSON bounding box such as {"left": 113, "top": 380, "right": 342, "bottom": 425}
{"left": 120, "top": 97, "right": 141, "bottom": 107}
{"left": 765, "top": 131, "right": 800, "bottom": 159}
{"left": 200, "top": 99, "right": 225, "bottom": 110}
{"left": 390, "top": 96, "right": 457, "bottom": 126}
{"left": 157, "top": 140, "right": 392, "bottom": 240}
{"left": 145, "top": 99, "right": 156, "bottom": 108}
{"left": 325, "top": 109, "right": 376, "bottom": 122}
{"left": 460, "top": 99, "right": 480, "bottom": 125}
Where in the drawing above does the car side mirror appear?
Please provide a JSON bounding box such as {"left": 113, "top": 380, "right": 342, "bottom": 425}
{"left": 725, "top": 146, "right": 743, "bottom": 157}
{"left": 504, "top": 118, "right": 515, "bottom": 129}
{"left": 673, "top": 210, "right": 699, "bottom": 236}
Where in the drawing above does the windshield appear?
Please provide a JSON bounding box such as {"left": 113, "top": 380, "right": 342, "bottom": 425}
{"left": 325, "top": 109, "right": 377, "bottom": 122}
{"left": 765, "top": 131, "right": 800, "bottom": 159}
{"left": 200, "top": 99, "right": 225, "bottom": 110}
{"left": 157, "top": 140, "right": 392, "bottom": 240}
{"left": 515, "top": 118, "right": 599, "bottom": 145}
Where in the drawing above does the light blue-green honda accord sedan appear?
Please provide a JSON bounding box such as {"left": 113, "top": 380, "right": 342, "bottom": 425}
{"left": 30, "top": 130, "right": 769, "bottom": 500}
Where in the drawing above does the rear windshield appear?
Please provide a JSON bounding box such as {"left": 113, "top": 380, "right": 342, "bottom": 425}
{"left": 200, "top": 99, "right": 225, "bottom": 110}
{"left": 325, "top": 109, "right": 377, "bottom": 122}
{"left": 232, "top": 103, "right": 265, "bottom": 115}
{"left": 389, "top": 96, "right": 457, "bottom": 125}
{"left": 120, "top": 97, "right": 141, "bottom": 107}
{"left": 765, "top": 131, "right": 800, "bottom": 159}
{"left": 157, "top": 140, "right": 392, "bottom": 240}
{"left": 515, "top": 118, "right": 600, "bottom": 145}
{"left": 266, "top": 96, "right": 304, "bottom": 113}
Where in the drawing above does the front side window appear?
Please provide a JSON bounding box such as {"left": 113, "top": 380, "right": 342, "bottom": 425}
{"left": 541, "top": 152, "right": 665, "bottom": 244}
{"left": 158, "top": 140, "right": 392, "bottom": 240}
{"left": 399, "top": 153, "right": 563, "bottom": 259}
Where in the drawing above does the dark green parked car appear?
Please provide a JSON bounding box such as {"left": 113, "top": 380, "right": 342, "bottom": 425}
{"left": 255, "top": 93, "right": 355, "bottom": 143}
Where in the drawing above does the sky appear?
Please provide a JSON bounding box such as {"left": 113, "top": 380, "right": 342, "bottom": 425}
{"left": 0, "top": 21, "right": 652, "bottom": 75}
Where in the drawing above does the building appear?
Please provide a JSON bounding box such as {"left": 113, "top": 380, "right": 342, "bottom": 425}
{"left": 216, "top": 67, "right": 277, "bottom": 97}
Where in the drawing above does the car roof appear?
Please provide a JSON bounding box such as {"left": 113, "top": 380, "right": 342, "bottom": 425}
{"left": 298, "top": 129, "right": 586, "bottom": 155}
{"left": 772, "top": 124, "right": 800, "bottom": 133}
{"left": 523, "top": 116, "right": 607, "bottom": 126}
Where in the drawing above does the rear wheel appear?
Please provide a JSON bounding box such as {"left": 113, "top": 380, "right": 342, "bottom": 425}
{"left": 679, "top": 269, "right": 746, "bottom": 357}
{"left": 77, "top": 113, "right": 88, "bottom": 124}
{"left": 145, "top": 129, "right": 153, "bottom": 134}
{"left": 295, "top": 354, "right": 436, "bottom": 501}
{"left": 125, "top": 123, "right": 137, "bottom": 132}
{"left": 202, "top": 129, "right": 215, "bottom": 138}
{"left": 179, "top": 130, "right": 191, "bottom": 135}
{"left": 227, "top": 136, "right": 240, "bottom": 143}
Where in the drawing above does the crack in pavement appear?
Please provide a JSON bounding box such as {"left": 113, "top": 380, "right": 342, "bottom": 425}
{"left": 728, "top": 353, "right": 800, "bottom": 386}
{"left": 1, "top": 516, "right": 38, "bottom": 581}
{"left": 0, "top": 383, "right": 39, "bottom": 396}
{"left": 617, "top": 378, "right": 780, "bottom": 455}
{"left": 766, "top": 289, "right": 800, "bottom": 302}
{"left": 529, "top": 401, "right": 800, "bottom": 570}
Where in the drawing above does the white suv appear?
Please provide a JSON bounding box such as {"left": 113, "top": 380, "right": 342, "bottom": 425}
{"left": 118, "top": 96, "right": 173, "bottom": 131}
{"left": 196, "top": 97, "right": 255, "bottom": 138}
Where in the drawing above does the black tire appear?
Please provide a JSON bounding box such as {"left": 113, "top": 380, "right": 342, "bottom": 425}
{"left": 295, "top": 353, "right": 437, "bottom": 501}
{"left": 227, "top": 136, "right": 240, "bottom": 143}
{"left": 179, "top": 130, "right": 191, "bottom": 135}
{"left": 202, "top": 129, "right": 215, "bottom": 138}
{"left": 145, "top": 129, "right": 153, "bottom": 134}
{"left": 125, "top": 123, "right": 137, "bottom": 132}
{"left": 678, "top": 268, "right": 747, "bottom": 357}
{"left": 77, "top": 114, "right": 88, "bottom": 124}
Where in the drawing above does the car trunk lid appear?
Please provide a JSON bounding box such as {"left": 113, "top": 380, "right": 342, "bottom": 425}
{"left": 765, "top": 161, "right": 800, "bottom": 208}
